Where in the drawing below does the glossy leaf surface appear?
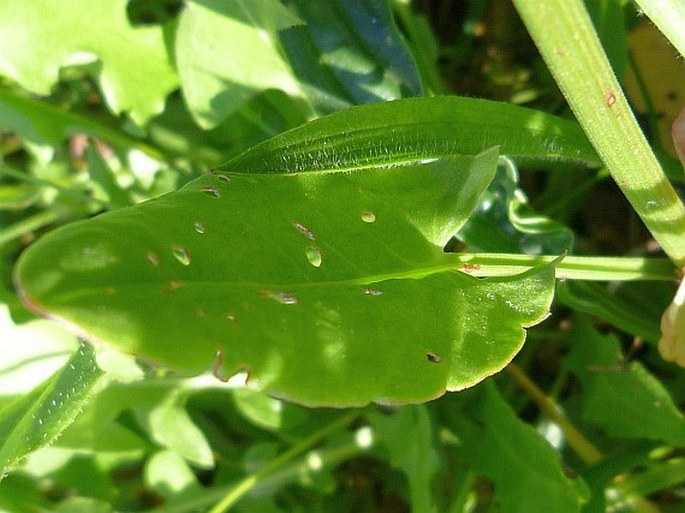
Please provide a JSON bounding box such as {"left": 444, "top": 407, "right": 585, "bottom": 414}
{"left": 15, "top": 147, "right": 555, "bottom": 406}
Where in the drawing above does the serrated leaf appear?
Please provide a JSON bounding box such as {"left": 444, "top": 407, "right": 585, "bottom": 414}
{"left": 566, "top": 316, "right": 685, "bottom": 444}
{"left": 0, "top": 0, "right": 177, "bottom": 125}
{"left": 0, "top": 343, "right": 103, "bottom": 480}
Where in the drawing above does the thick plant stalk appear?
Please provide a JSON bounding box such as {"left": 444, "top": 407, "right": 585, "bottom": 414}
{"left": 512, "top": 0, "right": 685, "bottom": 266}
{"left": 633, "top": 0, "right": 685, "bottom": 59}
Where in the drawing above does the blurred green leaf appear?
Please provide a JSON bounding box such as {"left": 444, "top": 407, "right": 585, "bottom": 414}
{"left": 0, "top": 304, "right": 78, "bottom": 400}
{"left": 0, "top": 0, "right": 177, "bottom": 125}
{"left": 280, "top": 0, "right": 423, "bottom": 111}
{"left": 85, "top": 146, "right": 133, "bottom": 209}
{"left": 232, "top": 388, "right": 283, "bottom": 431}
{"left": 371, "top": 406, "right": 439, "bottom": 513}
{"left": 458, "top": 383, "right": 588, "bottom": 513}
{"left": 566, "top": 316, "right": 685, "bottom": 445}
{"left": 138, "top": 390, "right": 214, "bottom": 468}
{"left": 0, "top": 343, "right": 103, "bottom": 480}
{"left": 175, "top": 0, "right": 306, "bottom": 129}
{"left": 557, "top": 280, "right": 670, "bottom": 343}
{"left": 0, "top": 87, "right": 162, "bottom": 160}
{"left": 585, "top": 0, "right": 629, "bottom": 80}
{"left": 145, "top": 449, "right": 204, "bottom": 502}
{"left": 0, "top": 181, "right": 40, "bottom": 210}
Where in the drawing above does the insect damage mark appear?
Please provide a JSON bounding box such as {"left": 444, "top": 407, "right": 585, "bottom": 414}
{"left": 605, "top": 90, "right": 616, "bottom": 108}
{"left": 426, "top": 351, "right": 442, "bottom": 364}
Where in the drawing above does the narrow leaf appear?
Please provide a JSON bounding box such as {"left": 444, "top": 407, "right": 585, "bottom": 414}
{"left": 221, "top": 96, "right": 600, "bottom": 174}
{"left": 0, "top": 343, "right": 103, "bottom": 479}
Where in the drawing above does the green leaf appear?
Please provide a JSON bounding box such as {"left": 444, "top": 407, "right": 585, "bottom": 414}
{"left": 0, "top": 343, "right": 103, "bottom": 479}
{"left": 565, "top": 316, "right": 685, "bottom": 445}
{"left": 222, "top": 96, "right": 601, "bottom": 174}
{"left": 86, "top": 146, "right": 133, "bottom": 209}
{"left": 14, "top": 143, "right": 555, "bottom": 406}
{"left": 145, "top": 450, "right": 203, "bottom": 502}
{"left": 0, "top": 87, "right": 162, "bottom": 160}
{"left": 279, "top": 0, "right": 423, "bottom": 111}
{"left": 557, "top": 281, "right": 669, "bottom": 343}
{"left": 0, "top": 182, "right": 41, "bottom": 210}
{"left": 371, "top": 406, "right": 439, "bottom": 512}
{"left": 459, "top": 383, "right": 588, "bottom": 513}
{"left": 138, "top": 390, "right": 214, "bottom": 468}
{"left": 0, "top": 0, "right": 177, "bottom": 125}
{"left": 175, "top": 0, "right": 306, "bottom": 129}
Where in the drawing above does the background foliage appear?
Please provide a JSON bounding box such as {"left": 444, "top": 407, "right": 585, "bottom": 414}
{"left": 2, "top": 0, "right": 685, "bottom": 512}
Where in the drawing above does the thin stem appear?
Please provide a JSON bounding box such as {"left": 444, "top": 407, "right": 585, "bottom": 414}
{"left": 0, "top": 209, "right": 61, "bottom": 248}
{"left": 512, "top": 0, "right": 685, "bottom": 266}
{"left": 506, "top": 363, "right": 603, "bottom": 465}
{"left": 453, "top": 253, "right": 677, "bottom": 281}
{"left": 208, "top": 411, "right": 358, "bottom": 513}
{"left": 0, "top": 164, "right": 110, "bottom": 209}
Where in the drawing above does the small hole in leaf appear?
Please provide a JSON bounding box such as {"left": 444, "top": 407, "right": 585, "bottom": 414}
{"left": 194, "top": 221, "right": 206, "bottom": 234}
{"left": 361, "top": 211, "right": 376, "bottom": 223}
{"left": 305, "top": 246, "right": 323, "bottom": 267}
{"left": 201, "top": 186, "right": 221, "bottom": 198}
{"left": 217, "top": 174, "right": 231, "bottom": 183}
{"left": 172, "top": 246, "right": 191, "bottom": 266}
{"left": 426, "top": 352, "right": 442, "bottom": 364}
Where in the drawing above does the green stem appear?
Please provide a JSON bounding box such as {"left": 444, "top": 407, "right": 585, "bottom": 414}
{"left": 0, "top": 209, "right": 61, "bottom": 248}
{"left": 633, "top": 0, "right": 685, "bottom": 59}
{"left": 453, "top": 253, "right": 676, "bottom": 281}
{"left": 0, "top": 164, "right": 109, "bottom": 209}
{"left": 208, "top": 412, "right": 358, "bottom": 513}
{"left": 507, "top": 363, "right": 603, "bottom": 465}
{"left": 512, "top": 0, "right": 685, "bottom": 266}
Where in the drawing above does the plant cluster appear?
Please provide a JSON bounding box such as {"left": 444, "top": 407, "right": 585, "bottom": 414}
{"left": 2, "top": 0, "right": 685, "bottom": 512}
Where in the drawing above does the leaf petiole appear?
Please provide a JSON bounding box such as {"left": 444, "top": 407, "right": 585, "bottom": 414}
{"left": 453, "top": 253, "right": 677, "bottom": 281}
